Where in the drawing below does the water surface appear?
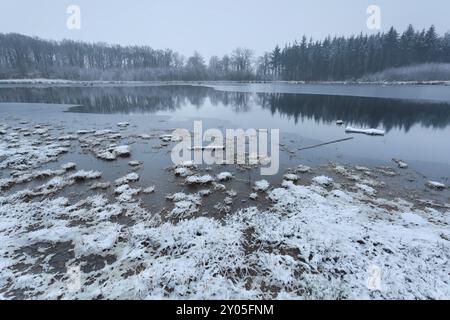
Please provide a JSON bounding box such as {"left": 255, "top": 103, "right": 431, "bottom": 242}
{"left": 1, "top": 83, "right": 449, "bottom": 182}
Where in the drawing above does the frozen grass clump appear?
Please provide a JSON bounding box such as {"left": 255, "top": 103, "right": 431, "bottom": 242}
{"left": 283, "top": 174, "right": 299, "bottom": 182}
{"left": 216, "top": 172, "right": 233, "bottom": 182}
{"left": 312, "top": 176, "right": 334, "bottom": 187}
{"left": 254, "top": 179, "right": 270, "bottom": 192}
{"left": 61, "top": 162, "right": 77, "bottom": 171}
{"left": 0, "top": 139, "right": 68, "bottom": 170}
{"left": 69, "top": 170, "right": 102, "bottom": 182}
{"left": 296, "top": 165, "right": 311, "bottom": 173}
{"left": 0, "top": 168, "right": 67, "bottom": 191}
{"left": 95, "top": 150, "right": 117, "bottom": 161}
{"left": 115, "top": 185, "right": 142, "bottom": 203}
{"left": 143, "top": 186, "right": 155, "bottom": 194}
{"left": 117, "top": 122, "right": 130, "bottom": 128}
{"left": 128, "top": 160, "right": 142, "bottom": 167}
{"left": 174, "top": 167, "right": 193, "bottom": 177}
{"left": 115, "top": 173, "right": 140, "bottom": 185}
{"left": 58, "top": 135, "right": 77, "bottom": 141}
{"left": 249, "top": 192, "right": 258, "bottom": 200}
{"left": 112, "top": 145, "right": 131, "bottom": 157}
{"left": 185, "top": 175, "right": 214, "bottom": 185}
{"left": 90, "top": 182, "right": 111, "bottom": 190}
{"left": 355, "top": 183, "right": 376, "bottom": 196}
{"left": 166, "top": 192, "right": 202, "bottom": 218}
{"left": 32, "top": 176, "right": 68, "bottom": 196}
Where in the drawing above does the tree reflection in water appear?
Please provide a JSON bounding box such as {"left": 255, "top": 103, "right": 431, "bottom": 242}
{"left": 1, "top": 85, "right": 450, "bottom": 133}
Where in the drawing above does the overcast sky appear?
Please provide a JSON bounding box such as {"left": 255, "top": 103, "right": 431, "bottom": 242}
{"left": 0, "top": 0, "right": 448, "bottom": 58}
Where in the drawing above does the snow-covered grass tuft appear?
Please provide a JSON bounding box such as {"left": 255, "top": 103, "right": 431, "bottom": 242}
{"left": 254, "top": 179, "right": 270, "bottom": 192}
{"left": 283, "top": 174, "right": 299, "bottom": 182}
{"left": 115, "top": 173, "right": 139, "bottom": 186}
{"left": 69, "top": 170, "right": 102, "bottom": 182}
{"left": 185, "top": 175, "right": 214, "bottom": 185}
{"left": 312, "top": 176, "right": 334, "bottom": 187}
{"left": 61, "top": 162, "right": 77, "bottom": 171}
{"left": 0, "top": 139, "right": 68, "bottom": 170}
{"left": 174, "top": 167, "right": 193, "bottom": 177}
{"left": 166, "top": 192, "right": 202, "bottom": 218}
{"left": 216, "top": 172, "right": 233, "bottom": 182}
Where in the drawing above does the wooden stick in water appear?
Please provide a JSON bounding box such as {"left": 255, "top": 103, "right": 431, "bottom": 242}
{"left": 298, "top": 137, "right": 354, "bottom": 151}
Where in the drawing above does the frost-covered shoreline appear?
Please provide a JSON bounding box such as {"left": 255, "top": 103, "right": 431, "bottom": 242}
{"left": 0, "top": 120, "right": 449, "bottom": 300}
{"left": 1, "top": 167, "right": 449, "bottom": 299}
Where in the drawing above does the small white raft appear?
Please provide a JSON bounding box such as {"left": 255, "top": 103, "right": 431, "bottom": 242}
{"left": 345, "top": 126, "right": 385, "bottom": 136}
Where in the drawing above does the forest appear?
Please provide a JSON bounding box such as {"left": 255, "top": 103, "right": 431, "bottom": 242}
{"left": 0, "top": 25, "right": 449, "bottom": 81}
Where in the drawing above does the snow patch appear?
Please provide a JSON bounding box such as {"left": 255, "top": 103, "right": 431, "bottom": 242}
{"left": 254, "top": 179, "right": 270, "bottom": 192}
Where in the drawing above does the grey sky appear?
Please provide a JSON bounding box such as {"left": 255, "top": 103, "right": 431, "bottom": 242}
{"left": 0, "top": 0, "right": 448, "bottom": 58}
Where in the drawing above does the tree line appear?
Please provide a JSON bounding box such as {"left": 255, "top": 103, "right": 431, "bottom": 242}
{"left": 262, "top": 25, "right": 450, "bottom": 81}
{"left": 0, "top": 33, "right": 255, "bottom": 80}
{"left": 0, "top": 25, "right": 449, "bottom": 81}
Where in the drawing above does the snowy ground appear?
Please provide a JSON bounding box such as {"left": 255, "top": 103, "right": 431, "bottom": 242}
{"left": 0, "top": 120, "right": 449, "bottom": 300}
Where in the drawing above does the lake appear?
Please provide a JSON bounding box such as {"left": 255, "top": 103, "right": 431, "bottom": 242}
{"left": 0, "top": 83, "right": 449, "bottom": 207}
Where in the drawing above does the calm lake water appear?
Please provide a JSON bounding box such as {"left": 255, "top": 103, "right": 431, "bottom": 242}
{"left": 0, "top": 83, "right": 449, "bottom": 185}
